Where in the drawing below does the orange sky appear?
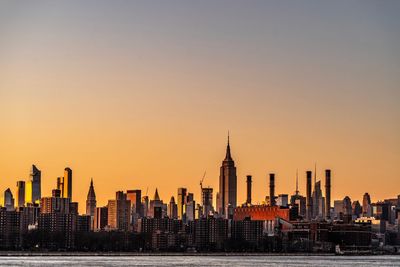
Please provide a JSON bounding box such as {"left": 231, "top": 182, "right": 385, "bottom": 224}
{"left": 0, "top": 2, "right": 399, "bottom": 213}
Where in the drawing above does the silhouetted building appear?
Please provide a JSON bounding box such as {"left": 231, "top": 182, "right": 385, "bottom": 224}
{"left": 149, "top": 188, "right": 167, "bottom": 219}
{"left": 362, "top": 193, "right": 371, "bottom": 217}
{"left": 94, "top": 206, "right": 108, "bottom": 231}
{"left": 168, "top": 196, "right": 178, "bottom": 219}
{"left": 277, "top": 194, "right": 288, "bottom": 207}
{"left": 312, "top": 181, "right": 325, "bottom": 220}
{"left": 40, "top": 196, "right": 70, "bottom": 214}
{"left": 127, "top": 189, "right": 142, "bottom": 216}
{"left": 63, "top": 167, "right": 72, "bottom": 200}
{"left": 352, "top": 200, "right": 362, "bottom": 218}
{"left": 325, "top": 169, "right": 331, "bottom": 220}
{"left": 177, "top": 188, "right": 187, "bottom": 220}
{"left": 201, "top": 187, "right": 213, "bottom": 217}
{"left": 185, "top": 193, "right": 195, "bottom": 222}
{"left": 107, "top": 191, "right": 131, "bottom": 231}
{"left": 306, "top": 171, "right": 312, "bottom": 221}
{"left": 246, "top": 175, "right": 252, "bottom": 205}
{"left": 269, "top": 173, "right": 276, "bottom": 207}
{"left": 4, "top": 188, "right": 15, "bottom": 211}
{"left": 86, "top": 178, "right": 96, "bottom": 216}
{"left": 217, "top": 135, "right": 237, "bottom": 218}
{"left": 29, "top": 165, "right": 41, "bottom": 204}
{"left": 343, "top": 196, "right": 352, "bottom": 223}
{"left": 16, "top": 181, "right": 25, "bottom": 208}
{"left": 290, "top": 171, "right": 306, "bottom": 219}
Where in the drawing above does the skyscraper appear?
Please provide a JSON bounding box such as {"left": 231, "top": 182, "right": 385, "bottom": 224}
{"left": 306, "top": 171, "right": 312, "bottom": 221}
{"left": 86, "top": 178, "right": 96, "bottom": 217}
{"left": 177, "top": 187, "right": 187, "bottom": 220}
{"left": 217, "top": 135, "right": 237, "bottom": 218}
{"left": 168, "top": 196, "right": 178, "bottom": 219}
{"left": 126, "top": 189, "right": 142, "bottom": 216}
{"left": 201, "top": 187, "right": 213, "bottom": 217}
{"left": 107, "top": 191, "right": 131, "bottom": 231}
{"left": 30, "top": 165, "right": 41, "bottom": 204}
{"left": 16, "top": 181, "right": 25, "bottom": 208}
{"left": 4, "top": 188, "right": 15, "bottom": 211}
{"left": 312, "top": 180, "right": 325, "bottom": 219}
{"left": 325, "top": 169, "right": 331, "bottom": 220}
{"left": 63, "top": 167, "right": 72, "bottom": 200}
{"left": 362, "top": 193, "right": 371, "bottom": 217}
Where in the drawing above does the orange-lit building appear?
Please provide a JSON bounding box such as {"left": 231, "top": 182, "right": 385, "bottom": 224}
{"left": 233, "top": 205, "right": 290, "bottom": 221}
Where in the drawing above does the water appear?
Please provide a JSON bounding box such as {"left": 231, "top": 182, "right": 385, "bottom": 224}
{"left": 0, "top": 255, "right": 399, "bottom": 266}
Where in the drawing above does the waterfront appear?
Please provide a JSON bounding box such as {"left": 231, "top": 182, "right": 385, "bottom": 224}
{"left": 0, "top": 255, "right": 399, "bottom": 266}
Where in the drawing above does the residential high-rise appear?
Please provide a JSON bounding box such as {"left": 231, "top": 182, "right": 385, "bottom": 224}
{"left": 177, "top": 188, "right": 187, "bottom": 220}
{"left": 30, "top": 165, "right": 41, "bottom": 204}
{"left": 4, "top": 188, "right": 15, "bottom": 211}
{"left": 216, "top": 135, "right": 237, "bottom": 218}
{"left": 86, "top": 178, "right": 96, "bottom": 217}
{"left": 94, "top": 206, "right": 108, "bottom": 231}
{"left": 63, "top": 167, "right": 72, "bottom": 200}
{"left": 201, "top": 187, "right": 213, "bottom": 217}
{"left": 107, "top": 191, "right": 131, "bottom": 231}
{"left": 168, "top": 196, "right": 178, "bottom": 219}
{"left": 185, "top": 193, "right": 195, "bottom": 222}
{"left": 362, "top": 193, "right": 371, "bottom": 217}
{"left": 325, "top": 169, "right": 331, "bottom": 220}
{"left": 16, "top": 181, "right": 25, "bottom": 208}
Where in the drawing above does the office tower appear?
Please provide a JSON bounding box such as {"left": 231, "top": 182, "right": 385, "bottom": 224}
{"left": 4, "top": 188, "right": 15, "bottom": 211}
{"left": 168, "top": 196, "right": 178, "bottom": 219}
{"left": 216, "top": 135, "right": 237, "bottom": 218}
{"left": 306, "top": 171, "right": 312, "bottom": 220}
{"left": 86, "top": 178, "right": 96, "bottom": 217}
{"left": 57, "top": 177, "right": 64, "bottom": 196}
{"left": 30, "top": 165, "right": 41, "bottom": 204}
{"left": 94, "top": 206, "right": 108, "bottom": 231}
{"left": 185, "top": 193, "right": 195, "bottom": 221}
{"left": 334, "top": 200, "right": 344, "bottom": 220}
{"left": 107, "top": 191, "right": 131, "bottom": 231}
{"left": 63, "top": 167, "right": 72, "bottom": 200}
{"left": 362, "top": 193, "right": 371, "bottom": 217}
{"left": 269, "top": 173, "right": 276, "bottom": 206}
{"left": 325, "top": 169, "right": 331, "bottom": 220}
{"left": 343, "top": 196, "right": 352, "bottom": 223}
{"left": 16, "top": 181, "right": 25, "bottom": 208}
{"left": 312, "top": 181, "right": 325, "bottom": 220}
{"left": 126, "top": 189, "right": 142, "bottom": 216}
{"left": 246, "top": 175, "right": 252, "bottom": 205}
{"left": 352, "top": 201, "right": 362, "bottom": 218}
{"left": 149, "top": 188, "right": 166, "bottom": 218}
{"left": 177, "top": 188, "right": 187, "bottom": 220}
{"left": 201, "top": 187, "right": 213, "bottom": 217}
{"left": 40, "top": 196, "right": 70, "bottom": 214}
{"left": 142, "top": 196, "right": 149, "bottom": 217}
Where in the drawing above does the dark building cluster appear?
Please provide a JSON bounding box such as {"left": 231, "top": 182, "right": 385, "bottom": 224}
{"left": 1, "top": 137, "right": 400, "bottom": 253}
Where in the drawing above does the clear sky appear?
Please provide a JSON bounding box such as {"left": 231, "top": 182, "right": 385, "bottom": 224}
{"left": 0, "top": 1, "right": 399, "bottom": 213}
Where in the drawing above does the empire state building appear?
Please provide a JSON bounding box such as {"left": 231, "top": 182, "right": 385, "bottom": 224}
{"left": 216, "top": 135, "right": 237, "bottom": 218}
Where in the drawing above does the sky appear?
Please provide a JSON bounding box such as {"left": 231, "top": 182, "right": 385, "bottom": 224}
{"left": 0, "top": 1, "right": 399, "bottom": 213}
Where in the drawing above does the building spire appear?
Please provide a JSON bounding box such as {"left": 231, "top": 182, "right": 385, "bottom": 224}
{"left": 225, "top": 131, "right": 232, "bottom": 160}
{"left": 90, "top": 178, "right": 93, "bottom": 186}
{"left": 314, "top": 162, "right": 317, "bottom": 185}
{"left": 295, "top": 169, "right": 299, "bottom": 195}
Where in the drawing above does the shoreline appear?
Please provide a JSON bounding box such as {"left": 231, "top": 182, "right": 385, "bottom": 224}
{"left": 0, "top": 251, "right": 393, "bottom": 257}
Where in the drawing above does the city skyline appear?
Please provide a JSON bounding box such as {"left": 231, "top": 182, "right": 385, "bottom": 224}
{"left": 0, "top": 135, "right": 397, "bottom": 215}
{"left": 1, "top": 1, "right": 399, "bottom": 214}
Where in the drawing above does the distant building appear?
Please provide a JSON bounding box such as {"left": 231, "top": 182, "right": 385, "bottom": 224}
{"left": 312, "top": 181, "right": 325, "bottom": 220}
{"left": 94, "top": 206, "right": 108, "bottom": 231}
{"left": 85, "top": 178, "right": 96, "bottom": 217}
{"left": 362, "top": 193, "right": 371, "bottom": 217}
{"left": 276, "top": 194, "right": 289, "bottom": 207}
{"left": 217, "top": 135, "right": 237, "bottom": 218}
{"left": 168, "top": 196, "right": 178, "bottom": 219}
{"left": 201, "top": 187, "right": 213, "bottom": 217}
{"left": 30, "top": 165, "right": 41, "bottom": 204}
{"left": 177, "top": 188, "right": 187, "bottom": 220}
{"left": 40, "top": 196, "right": 70, "bottom": 214}
{"left": 16, "top": 181, "right": 25, "bottom": 208}
{"left": 149, "top": 188, "right": 167, "bottom": 218}
{"left": 107, "top": 191, "right": 131, "bottom": 231}
{"left": 352, "top": 201, "right": 362, "bottom": 219}
{"left": 63, "top": 167, "right": 73, "bottom": 200}
{"left": 126, "top": 189, "right": 142, "bottom": 216}
{"left": 4, "top": 188, "right": 15, "bottom": 211}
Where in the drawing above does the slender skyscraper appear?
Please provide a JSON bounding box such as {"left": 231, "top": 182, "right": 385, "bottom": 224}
{"left": 86, "top": 178, "right": 97, "bottom": 216}
{"left": 63, "top": 167, "right": 72, "bottom": 200}
{"left": 4, "top": 188, "right": 15, "bottom": 211}
{"left": 217, "top": 134, "right": 237, "bottom": 218}
{"left": 325, "top": 169, "right": 331, "bottom": 220}
{"left": 362, "top": 193, "right": 371, "bottom": 217}
{"left": 30, "top": 165, "right": 41, "bottom": 204}
{"left": 16, "top": 181, "right": 25, "bottom": 208}
{"left": 306, "top": 171, "right": 312, "bottom": 221}
{"left": 177, "top": 188, "right": 187, "bottom": 220}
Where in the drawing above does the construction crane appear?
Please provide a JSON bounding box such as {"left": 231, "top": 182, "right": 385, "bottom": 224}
{"left": 200, "top": 171, "right": 206, "bottom": 191}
